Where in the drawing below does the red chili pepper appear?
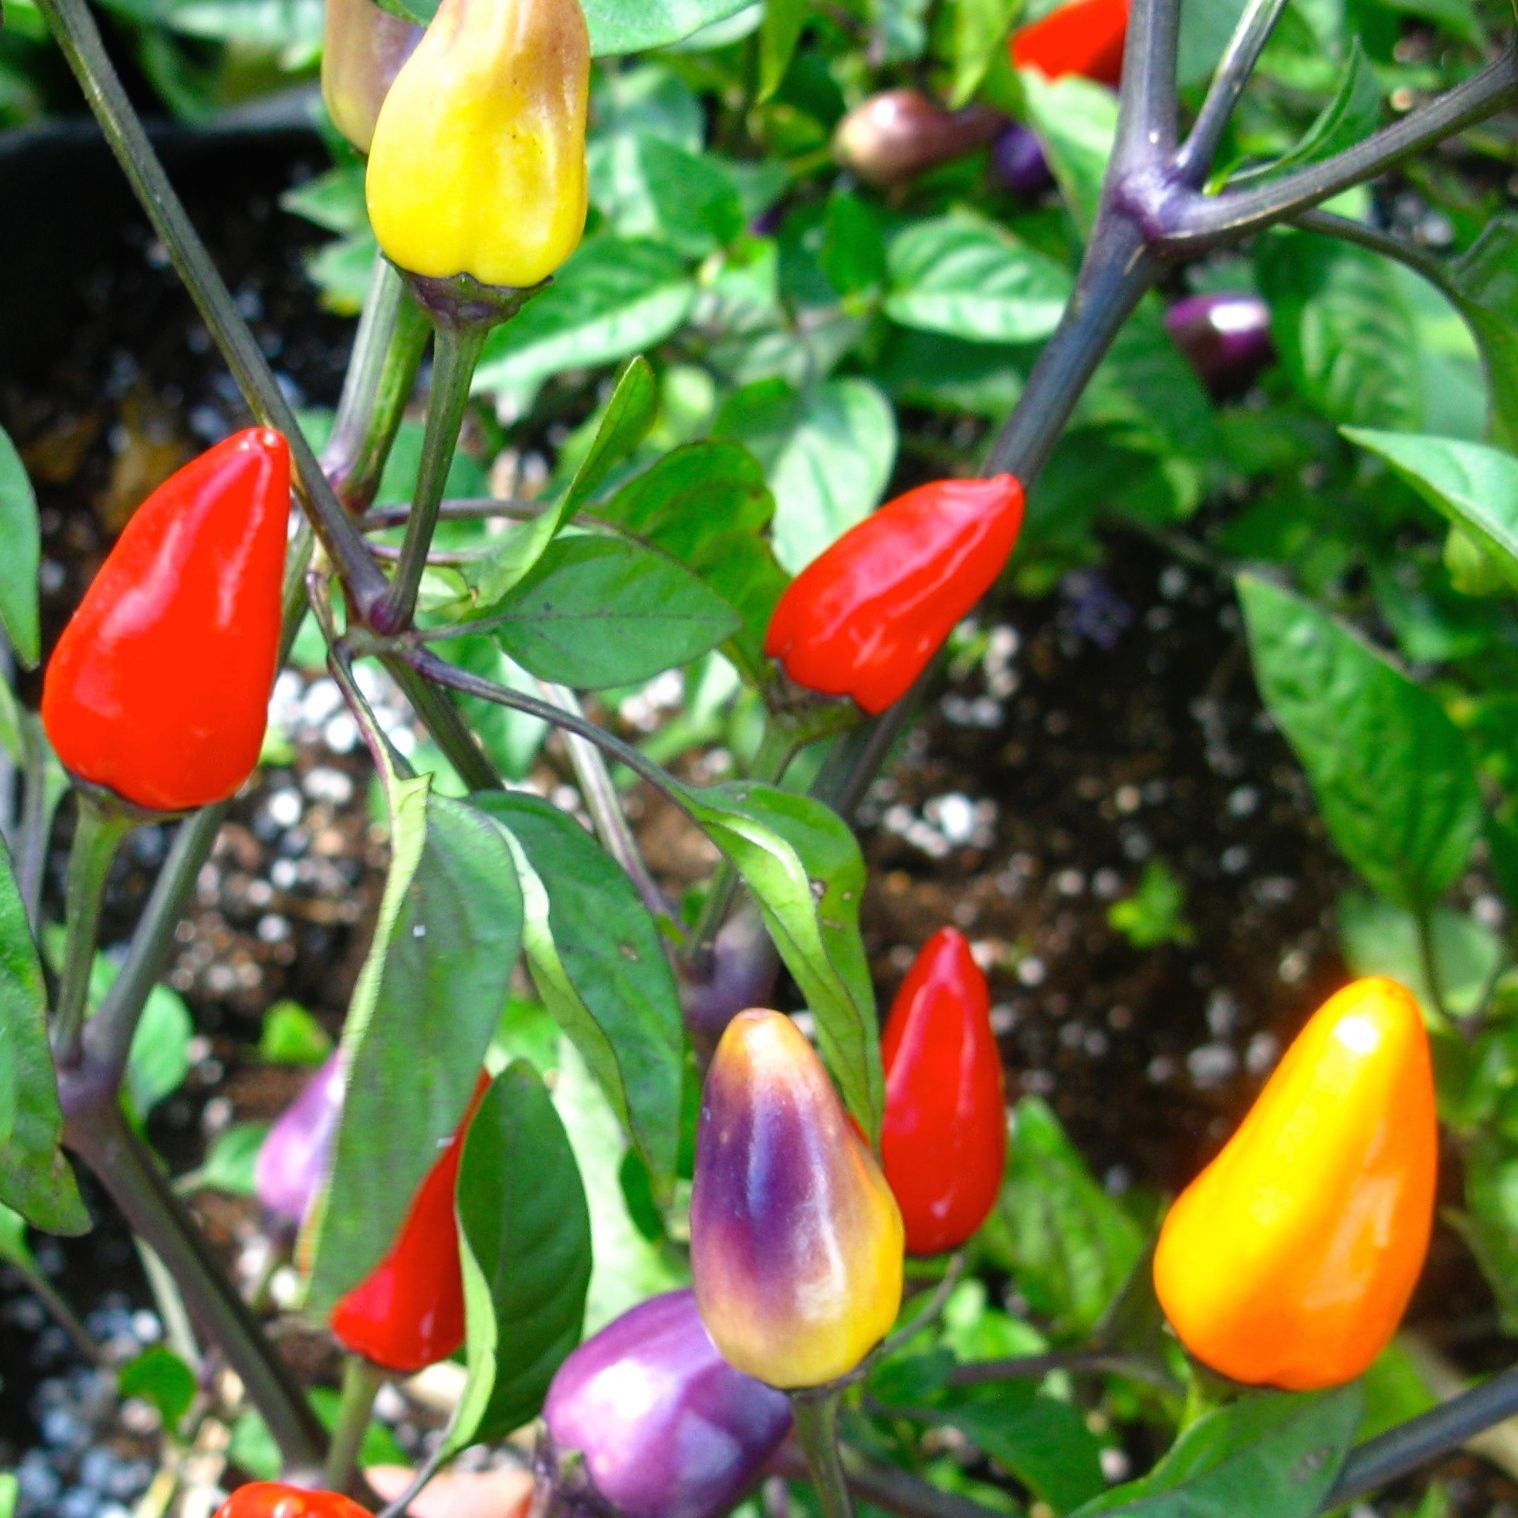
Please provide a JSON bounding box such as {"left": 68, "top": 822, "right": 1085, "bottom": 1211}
{"left": 41, "top": 428, "right": 291, "bottom": 814}
{"left": 328, "top": 1073, "right": 488, "bottom": 1373}
{"left": 881, "top": 929, "right": 1006, "bottom": 1256}
{"left": 763, "top": 475, "right": 1025, "bottom": 713}
{"left": 1010, "top": 0, "right": 1130, "bottom": 86}
{"left": 213, "top": 1484, "right": 370, "bottom": 1518}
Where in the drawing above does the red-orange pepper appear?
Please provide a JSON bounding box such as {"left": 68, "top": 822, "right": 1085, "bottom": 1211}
{"left": 213, "top": 1484, "right": 369, "bottom": 1518}
{"left": 41, "top": 428, "right": 291, "bottom": 813}
{"left": 881, "top": 929, "right": 1006, "bottom": 1256}
{"left": 1010, "top": 0, "right": 1130, "bottom": 86}
{"left": 764, "top": 475, "right": 1025, "bottom": 714}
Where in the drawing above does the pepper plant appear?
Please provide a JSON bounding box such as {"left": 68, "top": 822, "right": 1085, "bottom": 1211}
{"left": 2, "top": 0, "right": 1518, "bottom": 1515}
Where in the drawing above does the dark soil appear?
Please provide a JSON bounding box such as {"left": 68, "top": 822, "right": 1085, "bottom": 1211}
{"left": 0, "top": 125, "right": 1511, "bottom": 1517}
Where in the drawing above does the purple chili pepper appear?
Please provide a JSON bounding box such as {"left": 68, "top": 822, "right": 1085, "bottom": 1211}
{"left": 679, "top": 906, "right": 779, "bottom": 1066}
{"left": 990, "top": 122, "right": 1055, "bottom": 198}
{"left": 254, "top": 1051, "right": 346, "bottom": 1231}
{"left": 1164, "top": 293, "right": 1275, "bottom": 397}
{"left": 541, "top": 1289, "right": 792, "bottom": 1518}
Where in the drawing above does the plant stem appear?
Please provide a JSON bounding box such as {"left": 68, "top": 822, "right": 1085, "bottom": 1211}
{"left": 16, "top": 715, "right": 52, "bottom": 934}
{"left": 383, "top": 653, "right": 504, "bottom": 793}
{"left": 51, "top": 797, "right": 133, "bottom": 1069}
{"left": 1174, "top": 0, "right": 1291, "bottom": 183}
{"left": 324, "top": 258, "right": 432, "bottom": 516}
{"left": 325, "top": 1356, "right": 386, "bottom": 1493}
{"left": 768, "top": 1443, "right": 1000, "bottom": 1518}
{"left": 945, "top": 1348, "right": 1179, "bottom": 1392}
{"left": 1290, "top": 207, "right": 1460, "bottom": 293}
{"left": 374, "top": 1443, "right": 451, "bottom": 1518}
{"left": 1163, "top": 46, "right": 1518, "bottom": 251}
{"left": 32, "top": 0, "right": 386, "bottom": 614}
{"left": 1415, "top": 906, "right": 1452, "bottom": 1025}
{"left": 1325, "top": 1366, "right": 1518, "bottom": 1508}
{"left": 791, "top": 1390, "right": 855, "bottom": 1518}
{"left": 372, "top": 324, "right": 489, "bottom": 634}
{"left": 18, "top": 1263, "right": 107, "bottom": 1367}
{"left": 1112, "top": 0, "right": 1181, "bottom": 168}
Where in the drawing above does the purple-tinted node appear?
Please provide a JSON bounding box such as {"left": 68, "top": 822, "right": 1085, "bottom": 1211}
{"left": 540, "top": 1289, "right": 792, "bottom": 1518}
{"left": 690, "top": 1009, "right": 904, "bottom": 1390}
{"left": 254, "top": 1051, "right": 346, "bottom": 1232}
{"left": 1164, "top": 292, "right": 1275, "bottom": 397}
{"left": 990, "top": 123, "right": 1055, "bottom": 198}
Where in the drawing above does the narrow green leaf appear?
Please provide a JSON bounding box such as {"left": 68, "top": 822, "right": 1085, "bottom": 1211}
{"left": 0, "top": 834, "right": 87, "bottom": 1234}
{"left": 304, "top": 773, "right": 524, "bottom": 1312}
{"left": 0, "top": 424, "right": 40, "bottom": 667}
{"left": 1238, "top": 574, "right": 1482, "bottom": 908}
{"left": 469, "top": 794, "right": 683, "bottom": 1200}
{"left": 947, "top": 0, "right": 1023, "bottom": 104}
{"left": 444, "top": 1062, "right": 592, "bottom": 1453}
{"left": 119, "top": 1346, "right": 197, "bottom": 1430}
{"left": 758, "top": 0, "right": 806, "bottom": 99}
{"left": 681, "top": 782, "right": 882, "bottom": 1142}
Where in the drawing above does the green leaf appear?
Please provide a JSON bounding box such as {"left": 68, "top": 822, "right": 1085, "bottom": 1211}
{"left": 257, "top": 1000, "right": 332, "bottom": 1066}
{"left": 0, "top": 1200, "right": 37, "bottom": 1273}
{"left": 0, "top": 1471, "right": 16, "bottom": 1518}
{"left": 1107, "top": 860, "right": 1195, "bottom": 950}
{"left": 469, "top": 793, "right": 684, "bottom": 1201}
{"left": 885, "top": 214, "right": 1073, "bottom": 345}
{"left": 485, "top": 535, "right": 739, "bottom": 689}
{"left": 1256, "top": 231, "right": 1423, "bottom": 430}
{"left": 714, "top": 376, "right": 897, "bottom": 573}
{"left": 304, "top": 773, "right": 524, "bottom": 1313}
{"left": 1071, "top": 1387, "right": 1362, "bottom": 1516}
{"left": 1021, "top": 73, "right": 1117, "bottom": 235}
{"left": 375, "top": 0, "right": 754, "bottom": 53}
{"left": 1442, "top": 216, "right": 1518, "bottom": 449}
{"left": 119, "top": 1346, "right": 197, "bottom": 1430}
{"left": 591, "top": 134, "right": 744, "bottom": 257}
{"left": 473, "top": 240, "right": 695, "bottom": 412}
{"left": 443, "top": 1062, "right": 592, "bottom": 1453}
{"left": 0, "top": 835, "right": 86, "bottom": 1234}
{"left": 937, "top": 1390, "right": 1107, "bottom": 1513}
{"left": 188, "top": 1123, "right": 271, "bottom": 1197}
{"left": 1461, "top": 1132, "right": 1518, "bottom": 1332}
{"left": 1344, "top": 429, "right": 1518, "bottom": 592}
{"left": 758, "top": 0, "right": 806, "bottom": 99}
{"left": 979, "top": 1097, "right": 1144, "bottom": 1337}
{"left": 947, "top": 0, "right": 1023, "bottom": 104}
{"left": 124, "top": 982, "right": 193, "bottom": 1123}
{"left": 680, "top": 781, "right": 882, "bottom": 1142}
{"left": 1238, "top": 575, "right": 1483, "bottom": 909}
{"left": 0, "top": 425, "right": 39, "bottom": 666}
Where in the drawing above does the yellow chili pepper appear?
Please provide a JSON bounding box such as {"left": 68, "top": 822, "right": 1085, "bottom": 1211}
{"left": 365, "top": 0, "right": 590, "bottom": 289}
{"left": 1153, "top": 977, "right": 1437, "bottom": 1390}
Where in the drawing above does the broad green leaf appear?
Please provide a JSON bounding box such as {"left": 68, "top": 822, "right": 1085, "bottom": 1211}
{"left": 474, "top": 240, "right": 695, "bottom": 411}
{"left": 304, "top": 773, "right": 524, "bottom": 1313}
{"left": 374, "top": 0, "right": 755, "bottom": 53}
{"left": 1021, "top": 73, "right": 1117, "bottom": 234}
{"left": 1239, "top": 575, "right": 1483, "bottom": 909}
{"left": 947, "top": 0, "right": 1024, "bottom": 103}
{"left": 1256, "top": 231, "right": 1422, "bottom": 430}
{"left": 758, "top": 0, "right": 806, "bottom": 99}
{"left": 590, "top": 134, "right": 744, "bottom": 258}
{"left": 715, "top": 376, "right": 897, "bottom": 573}
{"left": 1071, "top": 1387, "right": 1362, "bottom": 1516}
{"left": 1344, "top": 429, "right": 1518, "bottom": 592}
{"left": 680, "top": 782, "right": 882, "bottom": 1141}
{"left": 0, "top": 425, "right": 39, "bottom": 666}
{"left": 979, "top": 1098, "right": 1143, "bottom": 1336}
{"left": 1447, "top": 214, "right": 1518, "bottom": 448}
{"left": 937, "top": 1391, "right": 1107, "bottom": 1513}
{"left": 444, "top": 1063, "right": 592, "bottom": 1453}
{"left": 485, "top": 535, "right": 739, "bottom": 689}
{"left": 257, "top": 1000, "right": 332, "bottom": 1066}
{"left": 885, "top": 214, "right": 1072, "bottom": 346}
{"left": 0, "top": 835, "right": 86, "bottom": 1234}
{"left": 119, "top": 1346, "right": 197, "bottom": 1430}
{"left": 122, "top": 981, "right": 193, "bottom": 1123}
{"left": 469, "top": 793, "right": 683, "bottom": 1199}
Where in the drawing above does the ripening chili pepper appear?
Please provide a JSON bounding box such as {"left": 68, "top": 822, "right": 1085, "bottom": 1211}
{"left": 1010, "top": 0, "right": 1130, "bottom": 86}
{"left": 322, "top": 0, "right": 422, "bottom": 155}
{"left": 542, "top": 1289, "right": 793, "bottom": 1518}
{"left": 881, "top": 929, "right": 1006, "bottom": 1257}
{"left": 690, "top": 1010, "right": 903, "bottom": 1389}
{"left": 41, "top": 429, "right": 290, "bottom": 814}
{"left": 255, "top": 1053, "right": 346, "bottom": 1233}
{"left": 833, "top": 89, "right": 1004, "bottom": 188}
{"left": 365, "top": 0, "right": 590, "bottom": 289}
{"left": 1164, "top": 293, "right": 1275, "bottom": 398}
{"left": 213, "top": 1484, "right": 370, "bottom": 1518}
{"left": 1153, "top": 978, "right": 1437, "bottom": 1391}
{"left": 990, "top": 122, "right": 1055, "bottom": 197}
{"left": 764, "top": 474, "right": 1025, "bottom": 714}
{"left": 328, "top": 1072, "right": 488, "bottom": 1373}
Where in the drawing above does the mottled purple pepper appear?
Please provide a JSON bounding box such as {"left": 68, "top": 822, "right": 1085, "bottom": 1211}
{"left": 990, "top": 123, "right": 1055, "bottom": 197}
{"left": 254, "top": 1052, "right": 346, "bottom": 1231}
{"left": 540, "top": 1290, "right": 792, "bottom": 1518}
{"left": 322, "top": 0, "right": 422, "bottom": 155}
{"left": 1164, "top": 293, "right": 1275, "bottom": 397}
{"left": 833, "top": 89, "right": 1004, "bottom": 187}
{"left": 690, "top": 1010, "right": 903, "bottom": 1389}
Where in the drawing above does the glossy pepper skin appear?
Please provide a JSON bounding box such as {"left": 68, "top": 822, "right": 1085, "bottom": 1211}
{"left": 365, "top": 0, "right": 590, "bottom": 289}
{"left": 764, "top": 474, "right": 1025, "bottom": 714}
{"left": 833, "top": 89, "right": 1004, "bottom": 187}
{"left": 1010, "top": 0, "right": 1130, "bottom": 85}
{"left": 255, "top": 1053, "right": 346, "bottom": 1232}
{"left": 990, "top": 122, "right": 1055, "bottom": 197}
{"left": 690, "top": 1010, "right": 904, "bottom": 1389}
{"left": 881, "top": 929, "right": 1006, "bottom": 1256}
{"left": 542, "top": 1289, "right": 792, "bottom": 1518}
{"left": 213, "top": 1484, "right": 370, "bottom": 1518}
{"left": 1153, "top": 978, "right": 1437, "bottom": 1391}
{"left": 322, "top": 0, "right": 421, "bottom": 155}
{"left": 328, "top": 1073, "right": 488, "bottom": 1373}
{"left": 41, "top": 429, "right": 290, "bottom": 813}
{"left": 1164, "top": 293, "right": 1275, "bottom": 397}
